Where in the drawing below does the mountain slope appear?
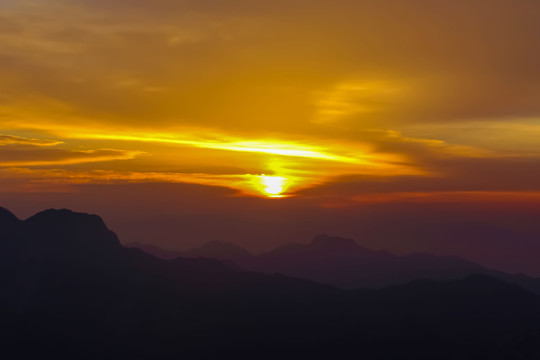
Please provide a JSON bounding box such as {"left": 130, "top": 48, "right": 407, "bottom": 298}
{"left": 250, "top": 234, "right": 488, "bottom": 288}
{"left": 155, "top": 234, "right": 492, "bottom": 288}
{"left": 156, "top": 234, "right": 540, "bottom": 296}
{"left": 3, "top": 208, "right": 540, "bottom": 359}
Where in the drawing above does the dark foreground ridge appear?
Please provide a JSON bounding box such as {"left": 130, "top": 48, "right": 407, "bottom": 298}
{"left": 2, "top": 208, "right": 540, "bottom": 359}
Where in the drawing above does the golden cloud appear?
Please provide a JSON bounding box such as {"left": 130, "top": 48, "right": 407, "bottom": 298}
{"left": 0, "top": 134, "right": 62, "bottom": 147}
{"left": 0, "top": 147, "right": 145, "bottom": 167}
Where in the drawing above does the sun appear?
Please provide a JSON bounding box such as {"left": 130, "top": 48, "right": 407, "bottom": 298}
{"left": 259, "top": 175, "right": 287, "bottom": 198}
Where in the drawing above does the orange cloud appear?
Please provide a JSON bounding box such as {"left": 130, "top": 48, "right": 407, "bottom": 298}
{"left": 1, "top": 0, "right": 539, "bottom": 200}
{"left": 0, "top": 134, "right": 62, "bottom": 147}
{"left": 0, "top": 147, "right": 144, "bottom": 167}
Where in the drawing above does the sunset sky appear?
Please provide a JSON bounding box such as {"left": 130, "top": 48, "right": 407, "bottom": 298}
{"left": 1, "top": 0, "right": 540, "bottom": 273}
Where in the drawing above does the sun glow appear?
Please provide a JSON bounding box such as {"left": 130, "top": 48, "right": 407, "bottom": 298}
{"left": 259, "top": 175, "right": 288, "bottom": 198}
{"left": 10, "top": 127, "right": 427, "bottom": 198}
{"left": 63, "top": 132, "right": 364, "bottom": 164}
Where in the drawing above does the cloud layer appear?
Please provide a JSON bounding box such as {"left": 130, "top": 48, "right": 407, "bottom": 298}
{"left": 0, "top": 0, "right": 539, "bottom": 199}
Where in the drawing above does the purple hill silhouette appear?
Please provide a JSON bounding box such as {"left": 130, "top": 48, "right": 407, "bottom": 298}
{"left": 181, "top": 240, "right": 253, "bottom": 261}
{"left": 250, "top": 234, "right": 486, "bottom": 288}
{"left": 133, "top": 234, "right": 540, "bottom": 294}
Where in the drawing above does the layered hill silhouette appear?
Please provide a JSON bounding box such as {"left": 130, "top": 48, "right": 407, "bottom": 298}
{"left": 3, "top": 207, "right": 540, "bottom": 359}
{"left": 130, "top": 234, "right": 540, "bottom": 294}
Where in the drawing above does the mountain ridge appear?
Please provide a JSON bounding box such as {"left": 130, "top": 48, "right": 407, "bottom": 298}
{"left": 129, "top": 234, "right": 540, "bottom": 295}
{"left": 3, "top": 207, "right": 540, "bottom": 359}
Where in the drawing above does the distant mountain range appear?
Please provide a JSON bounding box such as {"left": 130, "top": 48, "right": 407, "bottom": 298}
{"left": 128, "top": 234, "right": 540, "bottom": 295}
{"left": 3, "top": 207, "right": 540, "bottom": 359}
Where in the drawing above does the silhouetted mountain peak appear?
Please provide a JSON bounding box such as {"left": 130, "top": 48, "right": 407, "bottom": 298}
{"left": 4, "top": 206, "right": 540, "bottom": 359}
{"left": 0, "top": 207, "right": 20, "bottom": 240}
{"left": 310, "top": 234, "right": 361, "bottom": 251}
{"left": 0, "top": 207, "right": 20, "bottom": 227}
{"left": 23, "top": 208, "right": 121, "bottom": 252}
{"left": 27, "top": 208, "right": 98, "bottom": 222}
